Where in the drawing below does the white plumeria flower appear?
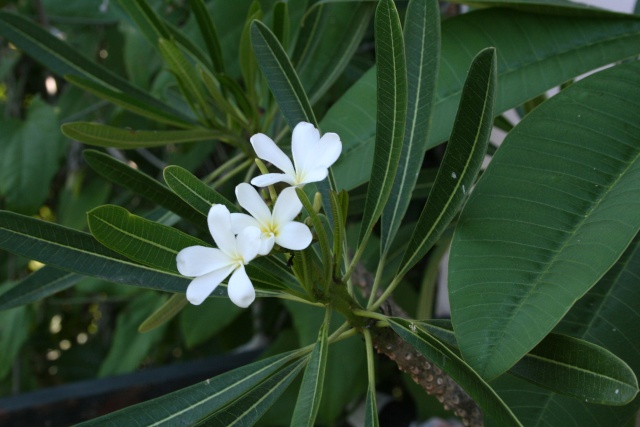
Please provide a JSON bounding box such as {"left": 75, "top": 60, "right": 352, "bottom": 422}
{"left": 250, "top": 121, "right": 342, "bottom": 187}
{"left": 176, "top": 204, "right": 261, "bottom": 308}
{"left": 230, "top": 183, "right": 312, "bottom": 255}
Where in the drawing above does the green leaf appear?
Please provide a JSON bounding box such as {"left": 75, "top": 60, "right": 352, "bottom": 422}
{"left": 398, "top": 48, "right": 496, "bottom": 277}
{"left": 0, "top": 12, "right": 193, "bottom": 126}
{"left": 364, "top": 385, "right": 379, "bottom": 427}
{"left": 197, "top": 358, "right": 306, "bottom": 426}
{"left": 83, "top": 150, "right": 205, "bottom": 229}
{"left": 326, "top": 9, "right": 640, "bottom": 190}
{"left": 0, "top": 304, "right": 30, "bottom": 380}
{"left": 87, "top": 205, "right": 207, "bottom": 273}
{"left": 77, "top": 351, "right": 300, "bottom": 426}
{"left": 449, "top": 61, "right": 640, "bottom": 380}
{"left": 179, "top": 296, "right": 243, "bottom": 348}
{"left": 273, "top": 1, "right": 290, "bottom": 49}
{"left": 239, "top": 2, "right": 262, "bottom": 108}
{"left": 0, "top": 210, "right": 191, "bottom": 293}
{"left": 65, "top": 75, "right": 194, "bottom": 128}
{"left": 0, "top": 267, "right": 80, "bottom": 311}
{"left": 358, "top": 0, "right": 407, "bottom": 247}
{"left": 139, "top": 293, "right": 189, "bottom": 333}
{"left": 449, "top": 0, "right": 630, "bottom": 16}
{"left": 296, "top": 189, "right": 333, "bottom": 291}
{"left": 388, "top": 318, "right": 523, "bottom": 426}
{"left": 295, "top": 2, "right": 374, "bottom": 104}
{"left": 419, "top": 320, "right": 638, "bottom": 406}
{"left": 509, "top": 334, "right": 638, "bottom": 405}
{"left": 291, "top": 322, "right": 329, "bottom": 427}
{"left": 163, "top": 165, "right": 237, "bottom": 215}
{"left": 62, "top": 122, "right": 228, "bottom": 149}
{"left": 381, "top": 0, "right": 440, "bottom": 255}
{"left": 115, "top": 0, "right": 170, "bottom": 49}
{"left": 98, "top": 292, "right": 167, "bottom": 377}
{"left": 0, "top": 97, "right": 66, "bottom": 214}
{"left": 188, "top": 0, "right": 225, "bottom": 74}
{"left": 251, "top": 19, "right": 317, "bottom": 127}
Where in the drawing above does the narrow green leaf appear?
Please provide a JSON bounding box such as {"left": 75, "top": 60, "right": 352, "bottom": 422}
{"left": 0, "top": 211, "right": 191, "bottom": 293}
{"left": 199, "top": 67, "right": 249, "bottom": 126}
{"left": 66, "top": 75, "right": 194, "bottom": 128}
{"left": 273, "top": 1, "right": 290, "bottom": 49}
{"left": 358, "top": 0, "right": 407, "bottom": 247}
{"left": 449, "top": 60, "right": 640, "bottom": 380}
{"left": 87, "top": 205, "right": 207, "bottom": 273}
{"left": 419, "top": 320, "right": 638, "bottom": 406}
{"left": 449, "top": 0, "right": 629, "bottom": 16}
{"left": 83, "top": 151, "right": 205, "bottom": 229}
{"left": 76, "top": 350, "right": 300, "bottom": 425}
{"left": 398, "top": 47, "right": 496, "bottom": 277}
{"left": 240, "top": 2, "right": 262, "bottom": 108}
{"left": 0, "top": 267, "right": 80, "bottom": 311}
{"left": 116, "top": 0, "right": 170, "bottom": 48}
{"left": 0, "top": 305, "right": 29, "bottom": 380}
{"left": 139, "top": 293, "right": 189, "bottom": 333}
{"left": 0, "top": 12, "right": 193, "bottom": 126}
{"left": 188, "top": 0, "right": 225, "bottom": 74}
{"left": 251, "top": 19, "right": 317, "bottom": 128}
{"left": 329, "top": 191, "right": 348, "bottom": 276}
{"left": 158, "top": 38, "right": 216, "bottom": 125}
{"left": 364, "top": 385, "right": 379, "bottom": 427}
{"left": 198, "top": 358, "right": 306, "bottom": 426}
{"left": 381, "top": 0, "right": 440, "bottom": 255}
{"left": 326, "top": 9, "right": 640, "bottom": 190}
{"left": 291, "top": 322, "right": 329, "bottom": 426}
{"left": 388, "top": 318, "right": 523, "bottom": 426}
{"left": 63, "top": 122, "right": 227, "bottom": 149}
{"left": 163, "top": 165, "right": 236, "bottom": 215}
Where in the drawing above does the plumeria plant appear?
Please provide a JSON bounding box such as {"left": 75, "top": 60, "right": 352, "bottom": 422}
{"left": 1, "top": 0, "right": 640, "bottom": 426}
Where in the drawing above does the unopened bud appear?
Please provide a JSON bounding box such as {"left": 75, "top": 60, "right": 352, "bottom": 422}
{"left": 313, "top": 192, "right": 322, "bottom": 213}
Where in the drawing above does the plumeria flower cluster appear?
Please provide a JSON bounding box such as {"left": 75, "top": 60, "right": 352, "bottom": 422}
{"left": 177, "top": 122, "right": 342, "bottom": 308}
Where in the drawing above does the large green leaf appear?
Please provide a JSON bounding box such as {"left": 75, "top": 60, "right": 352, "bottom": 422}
{"left": 325, "top": 9, "right": 640, "bottom": 190}
{"left": 290, "top": 322, "right": 329, "bottom": 427}
{"left": 358, "top": 0, "right": 407, "bottom": 247}
{"left": 449, "top": 61, "right": 640, "bottom": 380}
{"left": 77, "top": 351, "right": 300, "bottom": 426}
{"left": 491, "top": 233, "right": 640, "bottom": 425}
{"left": 380, "top": 0, "right": 440, "bottom": 255}
{"left": 62, "top": 122, "right": 232, "bottom": 149}
{"left": 449, "top": 0, "right": 629, "bottom": 17}
{"left": 0, "top": 267, "right": 80, "bottom": 311}
{"left": 251, "top": 19, "right": 317, "bottom": 128}
{"left": 83, "top": 150, "right": 205, "bottom": 229}
{"left": 188, "top": 0, "right": 225, "bottom": 74}
{"left": 0, "top": 12, "right": 193, "bottom": 126}
{"left": 0, "top": 211, "right": 190, "bottom": 293}
{"left": 196, "top": 358, "right": 305, "bottom": 426}
{"left": 0, "top": 303, "right": 30, "bottom": 380}
{"left": 388, "top": 318, "right": 522, "bottom": 426}
{"left": 87, "top": 205, "right": 207, "bottom": 273}
{"left": 0, "top": 97, "right": 65, "bottom": 214}
{"left": 398, "top": 48, "right": 496, "bottom": 277}
{"left": 420, "top": 320, "right": 638, "bottom": 405}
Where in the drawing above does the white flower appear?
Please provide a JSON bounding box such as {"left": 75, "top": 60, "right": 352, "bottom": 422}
{"left": 176, "top": 204, "right": 261, "bottom": 308}
{"left": 230, "top": 183, "right": 312, "bottom": 255}
{"left": 250, "top": 121, "right": 342, "bottom": 187}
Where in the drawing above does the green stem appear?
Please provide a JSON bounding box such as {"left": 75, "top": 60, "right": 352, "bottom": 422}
{"left": 352, "top": 309, "right": 388, "bottom": 323}
{"left": 363, "top": 329, "right": 377, "bottom": 395}
{"left": 203, "top": 153, "right": 245, "bottom": 184}
{"left": 211, "top": 159, "right": 253, "bottom": 188}
{"left": 276, "top": 293, "right": 325, "bottom": 307}
{"left": 369, "top": 275, "right": 402, "bottom": 312}
{"left": 366, "top": 253, "right": 387, "bottom": 308}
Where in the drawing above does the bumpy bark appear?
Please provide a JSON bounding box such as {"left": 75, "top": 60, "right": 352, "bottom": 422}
{"left": 352, "top": 265, "right": 483, "bottom": 427}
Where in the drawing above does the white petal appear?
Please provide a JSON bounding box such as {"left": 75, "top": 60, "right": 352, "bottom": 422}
{"left": 301, "top": 166, "right": 328, "bottom": 185}
{"left": 251, "top": 173, "right": 296, "bottom": 187}
{"left": 208, "top": 205, "right": 236, "bottom": 256}
{"left": 236, "top": 226, "right": 262, "bottom": 262}
{"left": 258, "top": 234, "right": 275, "bottom": 256}
{"left": 250, "top": 133, "right": 295, "bottom": 176}
{"left": 230, "top": 213, "right": 260, "bottom": 234}
{"left": 176, "top": 246, "right": 231, "bottom": 277}
{"left": 227, "top": 266, "right": 256, "bottom": 308}
{"left": 186, "top": 265, "right": 235, "bottom": 305}
{"left": 276, "top": 221, "right": 312, "bottom": 250}
{"left": 291, "top": 122, "right": 320, "bottom": 173}
{"left": 235, "top": 183, "right": 271, "bottom": 224}
{"left": 272, "top": 187, "right": 302, "bottom": 224}
{"left": 315, "top": 132, "right": 342, "bottom": 168}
